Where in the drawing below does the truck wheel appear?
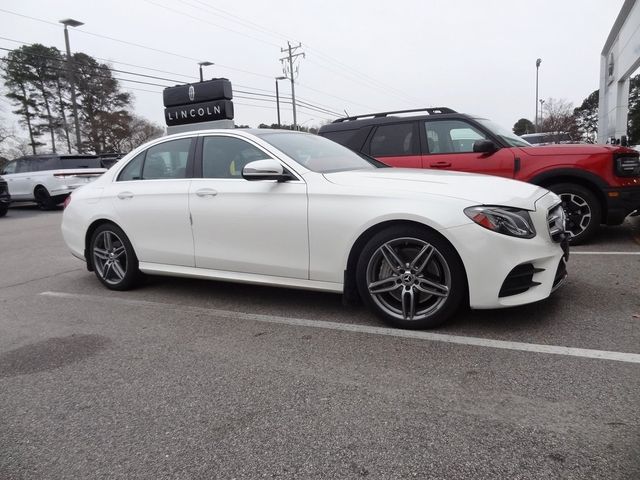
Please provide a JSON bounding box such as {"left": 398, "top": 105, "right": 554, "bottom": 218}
{"left": 548, "top": 183, "right": 601, "bottom": 245}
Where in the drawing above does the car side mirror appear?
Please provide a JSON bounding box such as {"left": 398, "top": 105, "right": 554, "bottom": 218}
{"left": 473, "top": 139, "right": 498, "bottom": 154}
{"left": 242, "top": 159, "right": 292, "bottom": 182}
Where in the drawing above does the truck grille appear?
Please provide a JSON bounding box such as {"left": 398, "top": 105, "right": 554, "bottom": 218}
{"left": 547, "top": 204, "right": 566, "bottom": 243}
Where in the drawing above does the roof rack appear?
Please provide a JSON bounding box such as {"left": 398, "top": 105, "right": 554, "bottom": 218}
{"left": 332, "top": 107, "right": 456, "bottom": 123}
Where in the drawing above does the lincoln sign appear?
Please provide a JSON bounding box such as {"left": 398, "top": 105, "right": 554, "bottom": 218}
{"left": 163, "top": 78, "right": 234, "bottom": 126}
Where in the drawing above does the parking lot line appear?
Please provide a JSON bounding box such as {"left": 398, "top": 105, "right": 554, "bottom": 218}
{"left": 40, "top": 291, "right": 640, "bottom": 365}
{"left": 571, "top": 251, "right": 640, "bottom": 255}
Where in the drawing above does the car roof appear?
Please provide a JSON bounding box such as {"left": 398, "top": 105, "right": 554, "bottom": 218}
{"left": 318, "top": 111, "right": 476, "bottom": 133}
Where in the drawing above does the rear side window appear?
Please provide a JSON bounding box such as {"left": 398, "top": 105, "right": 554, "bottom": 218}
{"left": 369, "top": 123, "right": 418, "bottom": 157}
{"left": 118, "top": 152, "right": 145, "bottom": 181}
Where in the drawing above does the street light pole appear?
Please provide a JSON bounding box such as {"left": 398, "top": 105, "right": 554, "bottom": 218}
{"left": 535, "top": 58, "right": 541, "bottom": 132}
{"left": 539, "top": 99, "right": 545, "bottom": 130}
{"left": 275, "top": 76, "right": 286, "bottom": 128}
{"left": 60, "top": 18, "right": 84, "bottom": 153}
{"left": 198, "top": 61, "right": 213, "bottom": 82}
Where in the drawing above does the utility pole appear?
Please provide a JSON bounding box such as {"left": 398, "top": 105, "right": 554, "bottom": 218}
{"left": 280, "top": 42, "right": 304, "bottom": 130}
{"left": 60, "top": 18, "right": 84, "bottom": 153}
{"left": 275, "top": 76, "right": 287, "bottom": 128}
{"left": 535, "top": 58, "right": 541, "bottom": 133}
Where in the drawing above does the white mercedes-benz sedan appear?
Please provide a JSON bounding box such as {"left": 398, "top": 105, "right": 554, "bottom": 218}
{"left": 61, "top": 129, "right": 568, "bottom": 329}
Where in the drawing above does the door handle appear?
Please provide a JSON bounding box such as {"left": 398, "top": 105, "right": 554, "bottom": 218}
{"left": 117, "top": 191, "right": 134, "bottom": 200}
{"left": 195, "top": 188, "right": 218, "bottom": 197}
{"left": 429, "top": 161, "right": 452, "bottom": 168}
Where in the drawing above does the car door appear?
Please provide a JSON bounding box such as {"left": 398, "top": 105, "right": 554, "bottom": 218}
{"left": 421, "top": 119, "right": 515, "bottom": 177}
{"left": 365, "top": 122, "right": 422, "bottom": 168}
{"left": 106, "top": 137, "right": 195, "bottom": 267}
{"left": 189, "top": 134, "right": 308, "bottom": 279}
{"left": 4, "top": 158, "right": 36, "bottom": 199}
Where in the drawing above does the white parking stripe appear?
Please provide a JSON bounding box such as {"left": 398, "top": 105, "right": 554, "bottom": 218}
{"left": 40, "top": 291, "right": 640, "bottom": 365}
{"left": 572, "top": 251, "right": 640, "bottom": 255}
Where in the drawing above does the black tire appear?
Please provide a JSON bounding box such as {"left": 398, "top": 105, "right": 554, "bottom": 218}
{"left": 89, "top": 223, "right": 141, "bottom": 291}
{"left": 548, "top": 183, "right": 601, "bottom": 245}
{"left": 34, "top": 186, "right": 57, "bottom": 210}
{"left": 0, "top": 205, "right": 8, "bottom": 217}
{"left": 355, "top": 226, "right": 466, "bottom": 329}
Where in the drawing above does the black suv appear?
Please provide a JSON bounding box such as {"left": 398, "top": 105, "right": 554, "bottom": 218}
{"left": 0, "top": 175, "right": 10, "bottom": 217}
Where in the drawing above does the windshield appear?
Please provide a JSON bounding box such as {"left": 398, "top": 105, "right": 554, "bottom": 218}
{"left": 258, "top": 132, "right": 378, "bottom": 173}
{"left": 475, "top": 119, "right": 532, "bottom": 147}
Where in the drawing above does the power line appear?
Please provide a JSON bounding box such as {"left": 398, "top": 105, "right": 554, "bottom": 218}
{"left": 0, "top": 43, "right": 342, "bottom": 116}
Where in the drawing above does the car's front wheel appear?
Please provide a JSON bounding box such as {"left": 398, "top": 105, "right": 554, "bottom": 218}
{"left": 356, "top": 226, "right": 466, "bottom": 329}
{"left": 90, "top": 223, "right": 140, "bottom": 290}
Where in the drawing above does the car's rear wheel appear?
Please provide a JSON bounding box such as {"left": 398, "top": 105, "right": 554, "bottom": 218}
{"left": 356, "top": 226, "right": 466, "bottom": 329}
{"left": 34, "top": 186, "right": 57, "bottom": 210}
{"left": 90, "top": 223, "right": 140, "bottom": 290}
{"left": 548, "top": 183, "right": 601, "bottom": 245}
{"left": 0, "top": 205, "right": 8, "bottom": 217}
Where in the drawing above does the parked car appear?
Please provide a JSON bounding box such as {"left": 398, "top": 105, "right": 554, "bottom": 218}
{"left": 0, "top": 175, "right": 10, "bottom": 217}
{"left": 521, "top": 132, "right": 574, "bottom": 146}
{"left": 1, "top": 154, "right": 108, "bottom": 209}
{"left": 318, "top": 108, "right": 640, "bottom": 244}
{"left": 62, "top": 129, "right": 568, "bottom": 329}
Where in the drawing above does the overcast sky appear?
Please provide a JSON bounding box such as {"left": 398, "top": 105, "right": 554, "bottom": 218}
{"left": 0, "top": 0, "right": 627, "bottom": 136}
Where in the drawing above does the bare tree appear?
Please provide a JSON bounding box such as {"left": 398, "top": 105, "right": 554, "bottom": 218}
{"left": 540, "top": 98, "right": 579, "bottom": 140}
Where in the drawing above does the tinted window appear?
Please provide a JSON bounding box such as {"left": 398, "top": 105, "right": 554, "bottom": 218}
{"left": 2, "top": 160, "right": 17, "bottom": 175}
{"left": 370, "top": 123, "right": 418, "bottom": 156}
{"left": 424, "top": 120, "right": 487, "bottom": 153}
{"left": 202, "top": 136, "right": 271, "bottom": 178}
{"left": 141, "top": 138, "right": 191, "bottom": 180}
{"left": 60, "top": 156, "right": 102, "bottom": 169}
{"left": 17, "top": 157, "right": 60, "bottom": 172}
{"left": 322, "top": 130, "right": 358, "bottom": 147}
{"left": 117, "top": 152, "right": 145, "bottom": 181}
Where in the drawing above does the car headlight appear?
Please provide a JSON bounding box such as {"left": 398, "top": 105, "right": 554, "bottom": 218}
{"left": 464, "top": 206, "right": 536, "bottom": 239}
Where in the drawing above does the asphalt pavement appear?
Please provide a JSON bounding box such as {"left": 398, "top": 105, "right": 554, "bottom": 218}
{"left": 0, "top": 205, "right": 638, "bottom": 479}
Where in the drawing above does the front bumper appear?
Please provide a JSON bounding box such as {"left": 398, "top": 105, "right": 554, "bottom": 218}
{"left": 604, "top": 185, "right": 640, "bottom": 224}
{"left": 445, "top": 193, "right": 568, "bottom": 309}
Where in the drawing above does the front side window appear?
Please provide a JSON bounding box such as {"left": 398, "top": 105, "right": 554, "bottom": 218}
{"left": 141, "top": 138, "right": 191, "bottom": 180}
{"left": 2, "top": 160, "right": 17, "bottom": 175}
{"left": 202, "top": 136, "right": 272, "bottom": 179}
{"left": 424, "top": 120, "right": 487, "bottom": 154}
{"left": 370, "top": 123, "right": 418, "bottom": 157}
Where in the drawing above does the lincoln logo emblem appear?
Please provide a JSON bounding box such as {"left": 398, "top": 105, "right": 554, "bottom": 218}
{"left": 188, "top": 85, "right": 195, "bottom": 102}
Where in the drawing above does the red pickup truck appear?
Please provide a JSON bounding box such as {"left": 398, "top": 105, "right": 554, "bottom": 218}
{"left": 318, "top": 108, "right": 640, "bottom": 244}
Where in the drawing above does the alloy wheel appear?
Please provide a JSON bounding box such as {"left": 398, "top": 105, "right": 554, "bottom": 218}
{"left": 366, "top": 237, "right": 451, "bottom": 322}
{"left": 92, "top": 230, "right": 128, "bottom": 285}
{"left": 560, "top": 193, "right": 591, "bottom": 238}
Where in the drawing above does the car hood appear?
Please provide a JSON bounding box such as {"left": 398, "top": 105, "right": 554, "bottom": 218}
{"left": 517, "top": 143, "right": 637, "bottom": 156}
{"left": 323, "top": 168, "right": 548, "bottom": 210}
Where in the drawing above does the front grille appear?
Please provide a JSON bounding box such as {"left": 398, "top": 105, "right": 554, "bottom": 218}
{"left": 547, "top": 203, "right": 566, "bottom": 243}
{"left": 499, "top": 263, "right": 544, "bottom": 298}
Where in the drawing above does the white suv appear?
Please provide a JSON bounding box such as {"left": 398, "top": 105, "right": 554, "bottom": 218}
{"left": 1, "top": 155, "right": 107, "bottom": 209}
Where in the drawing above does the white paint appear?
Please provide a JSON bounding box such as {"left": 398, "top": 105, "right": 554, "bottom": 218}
{"left": 40, "top": 291, "right": 640, "bottom": 365}
{"left": 571, "top": 251, "right": 640, "bottom": 255}
{"left": 598, "top": 0, "right": 640, "bottom": 143}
